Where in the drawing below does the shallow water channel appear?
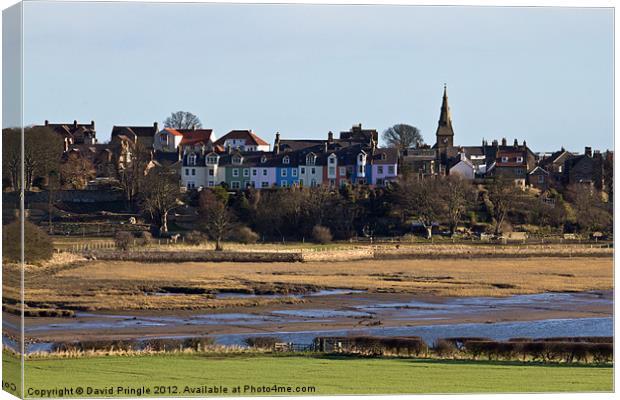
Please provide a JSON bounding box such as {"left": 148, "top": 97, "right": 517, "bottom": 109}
{"left": 4, "top": 290, "right": 612, "bottom": 353}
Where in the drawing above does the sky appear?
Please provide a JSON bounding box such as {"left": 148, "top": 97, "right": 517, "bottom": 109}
{"left": 5, "top": 2, "right": 614, "bottom": 152}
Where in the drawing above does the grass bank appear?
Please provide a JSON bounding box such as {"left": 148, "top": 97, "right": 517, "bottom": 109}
{"left": 5, "top": 353, "right": 612, "bottom": 396}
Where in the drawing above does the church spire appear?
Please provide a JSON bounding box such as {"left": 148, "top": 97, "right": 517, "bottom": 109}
{"left": 438, "top": 83, "right": 453, "bottom": 129}
{"left": 436, "top": 83, "right": 455, "bottom": 143}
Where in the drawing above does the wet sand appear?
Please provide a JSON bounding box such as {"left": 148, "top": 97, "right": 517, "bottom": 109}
{"left": 7, "top": 290, "right": 612, "bottom": 344}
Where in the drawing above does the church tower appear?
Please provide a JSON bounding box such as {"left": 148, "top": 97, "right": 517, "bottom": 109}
{"left": 435, "top": 84, "right": 455, "bottom": 168}
{"left": 436, "top": 84, "right": 455, "bottom": 150}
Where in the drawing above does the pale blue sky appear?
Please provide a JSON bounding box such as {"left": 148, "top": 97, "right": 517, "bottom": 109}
{"left": 12, "top": 2, "right": 615, "bottom": 151}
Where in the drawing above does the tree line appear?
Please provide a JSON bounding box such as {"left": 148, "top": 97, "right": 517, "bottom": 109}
{"left": 184, "top": 174, "right": 612, "bottom": 249}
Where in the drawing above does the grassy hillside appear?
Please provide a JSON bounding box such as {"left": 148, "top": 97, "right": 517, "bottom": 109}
{"left": 7, "top": 353, "right": 613, "bottom": 396}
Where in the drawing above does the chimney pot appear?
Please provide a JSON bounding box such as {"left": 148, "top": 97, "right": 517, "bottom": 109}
{"left": 45, "top": 120, "right": 49, "bottom": 126}
{"left": 73, "top": 120, "right": 78, "bottom": 127}
{"left": 585, "top": 146, "right": 592, "bottom": 157}
{"left": 514, "top": 139, "right": 518, "bottom": 147}
{"left": 154, "top": 122, "right": 159, "bottom": 132}
{"left": 501, "top": 138, "right": 507, "bottom": 146}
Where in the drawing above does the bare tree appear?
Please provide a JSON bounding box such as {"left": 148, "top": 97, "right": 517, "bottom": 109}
{"left": 198, "top": 188, "right": 235, "bottom": 251}
{"left": 164, "top": 111, "right": 202, "bottom": 129}
{"left": 140, "top": 164, "right": 181, "bottom": 235}
{"left": 395, "top": 177, "right": 445, "bottom": 239}
{"left": 440, "top": 176, "right": 477, "bottom": 236}
{"left": 60, "top": 153, "right": 96, "bottom": 189}
{"left": 485, "top": 177, "right": 522, "bottom": 235}
{"left": 565, "top": 184, "right": 612, "bottom": 234}
{"left": 114, "top": 141, "right": 151, "bottom": 207}
{"left": 382, "top": 124, "right": 423, "bottom": 151}
{"left": 2, "top": 127, "right": 63, "bottom": 193}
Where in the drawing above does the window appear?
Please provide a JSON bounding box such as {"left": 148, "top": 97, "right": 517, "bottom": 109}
{"left": 328, "top": 166, "right": 335, "bottom": 175}
{"left": 358, "top": 154, "right": 364, "bottom": 163}
{"left": 208, "top": 181, "right": 214, "bottom": 187}
{"left": 558, "top": 166, "right": 563, "bottom": 173}
{"left": 261, "top": 182, "right": 269, "bottom": 188}
{"left": 501, "top": 157, "right": 509, "bottom": 162}
{"left": 300, "top": 167, "right": 305, "bottom": 174}
{"left": 243, "top": 169, "right": 250, "bottom": 177}
{"left": 516, "top": 157, "right": 524, "bottom": 163}
{"left": 191, "top": 169, "right": 196, "bottom": 176}
{"left": 377, "top": 178, "right": 384, "bottom": 186}
{"left": 329, "top": 156, "right": 336, "bottom": 164}
{"left": 339, "top": 167, "right": 346, "bottom": 177}
{"left": 232, "top": 168, "right": 239, "bottom": 177}
{"left": 538, "top": 175, "right": 545, "bottom": 183}
{"left": 263, "top": 169, "right": 267, "bottom": 176}
{"left": 252, "top": 169, "right": 257, "bottom": 176}
{"left": 306, "top": 153, "right": 316, "bottom": 165}
{"left": 187, "top": 182, "right": 195, "bottom": 189}
{"left": 207, "top": 155, "right": 218, "bottom": 164}
{"left": 282, "top": 156, "right": 290, "bottom": 164}
{"left": 281, "top": 181, "right": 288, "bottom": 188}
{"left": 185, "top": 169, "right": 189, "bottom": 176}
{"left": 261, "top": 155, "right": 267, "bottom": 164}
{"left": 232, "top": 155, "right": 243, "bottom": 164}
{"left": 188, "top": 154, "right": 197, "bottom": 166}
{"left": 291, "top": 169, "right": 298, "bottom": 177}
{"left": 311, "top": 179, "right": 317, "bottom": 187}
{"left": 377, "top": 166, "right": 384, "bottom": 174}
{"left": 310, "top": 168, "right": 315, "bottom": 174}
{"left": 359, "top": 165, "right": 364, "bottom": 174}
{"left": 388, "top": 166, "right": 395, "bottom": 175}
{"left": 209, "top": 169, "right": 214, "bottom": 176}
{"left": 281, "top": 169, "right": 287, "bottom": 177}
{"left": 231, "top": 181, "right": 240, "bottom": 189}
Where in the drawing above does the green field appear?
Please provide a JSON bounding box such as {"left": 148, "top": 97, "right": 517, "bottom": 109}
{"left": 3, "top": 353, "right": 613, "bottom": 397}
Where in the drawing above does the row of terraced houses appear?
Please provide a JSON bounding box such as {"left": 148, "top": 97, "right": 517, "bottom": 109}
{"left": 36, "top": 86, "right": 611, "bottom": 192}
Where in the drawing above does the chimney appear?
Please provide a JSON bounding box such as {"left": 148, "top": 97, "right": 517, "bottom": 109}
{"left": 44, "top": 120, "right": 49, "bottom": 126}
{"left": 513, "top": 139, "right": 518, "bottom": 147}
{"left": 327, "top": 131, "right": 333, "bottom": 143}
{"left": 73, "top": 120, "right": 78, "bottom": 128}
{"left": 274, "top": 132, "right": 281, "bottom": 154}
{"left": 154, "top": 122, "right": 159, "bottom": 132}
{"left": 501, "top": 138, "right": 507, "bottom": 146}
{"left": 523, "top": 140, "right": 526, "bottom": 147}
{"left": 91, "top": 120, "right": 95, "bottom": 129}
{"left": 492, "top": 139, "right": 498, "bottom": 147}
{"left": 585, "top": 146, "right": 592, "bottom": 157}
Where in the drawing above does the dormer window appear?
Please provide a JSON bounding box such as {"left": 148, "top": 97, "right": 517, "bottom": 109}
{"left": 328, "top": 154, "right": 337, "bottom": 164}
{"left": 516, "top": 156, "right": 524, "bottom": 163}
{"left": 282, "top": 155, "right": 290, "bottom": 165}
{"left": 261, "top": 155, "right": 267, "bottom": 164}
{"left": 358, "top": 153, "right": 366, "bottom": 163}
{"left": 206, "top": 154, "right": 219, "bottom": 165}
{"left": 501, "top": 157, "right": 509, "bottom": 163}
{"left": 188, "top": 154, "right": 197, "bottom": 166}
{"left": 306, "top": 153, "right": 316, "bottom": 165}
{"left": 232, "top": 155, "right": 243, "bottom": 165}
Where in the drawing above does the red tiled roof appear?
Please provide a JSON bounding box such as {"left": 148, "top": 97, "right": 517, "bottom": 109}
{"left": 164, "top": 128, "right": 184, "bottom": 137}
{"left": 214, "top": 130, "right": 269, "bottom": 147}
{"left": 179, "top": 129, "right": 214, "bottom": 146}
